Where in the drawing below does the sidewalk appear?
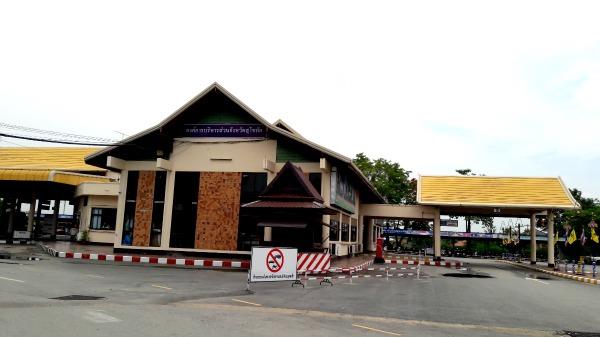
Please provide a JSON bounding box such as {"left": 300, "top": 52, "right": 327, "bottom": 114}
{"left": 39, "top": 241, "right": 381, "bottom": 274}
{"left": 39, "top": 242, "right": 250, "bottom": 270}
{"left": 500, "top": 260, "right": 599, "bottom": 285}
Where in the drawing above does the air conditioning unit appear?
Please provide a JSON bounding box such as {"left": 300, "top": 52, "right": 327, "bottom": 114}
{"left": 329, "top": 243, "right": 337, "bottom": 256}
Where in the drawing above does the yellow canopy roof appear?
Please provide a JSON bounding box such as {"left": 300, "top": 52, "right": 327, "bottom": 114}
{"left": 0, "top": 169, "right": 112, "bottom": 186}
{"left": 0, "top": 147, "right": 104, "bottom": 171}
{"left": 418, "top": 175, "right": 580, "bottom": 210}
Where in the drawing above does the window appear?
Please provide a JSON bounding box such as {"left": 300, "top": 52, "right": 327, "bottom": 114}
{"left": 240, "top": 173, "right": 267, "bottom": 204}
{"left": 341, "top": 222, "right": 349, "bottom": 242}
{"left": 308, "top": 173, "right": 322, "bottom": 195}
{"left": 329, "top": 220, "right": 339, "bottom": 242}
{"left": 122, "top": 171, "right": 139, "bottom": 245}
{"left": 90, "top": 208, "right": 117, "bottom": 230}
{"left": 351, "top": 224, "right": 357, "bottom": 242}
{"left": 170, "top": 172, "right": 200, "bottom": 248}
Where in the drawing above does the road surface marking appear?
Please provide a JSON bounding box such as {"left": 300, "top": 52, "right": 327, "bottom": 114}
{"left": 231, "top": 298, "right": 262, "bottom": 306}
{"left": 84, "top": 274, "right": 105, "bottom": 279}
{"left": 525, "top": 277, "right": 549, "bottom": 285}
{"left": 151, "top": 284, "right": 173, "bottom": 290}
{"left": 82, "top": 310, "right": 121, "bottom": 323}
{"left": 352, "top": 324, "right": 402, "bottom": 336}
{"left": 0, "top": 276, "right": 25, "bottom": 283}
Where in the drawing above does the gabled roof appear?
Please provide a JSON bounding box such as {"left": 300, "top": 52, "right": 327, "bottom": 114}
{"left": 0, "top": 147, "right": 104, "bottom": 172}
{"left": 85, "top": 82, "right": 384, "bottom": 203}
{"left": 417, "top": 175, "right": 580, "bottom": 210}
{"left": 273, "top": 119, "right": 304, "bottom": 138}
{"left": 259, "top": 161, "right": 323, "bottom": 202}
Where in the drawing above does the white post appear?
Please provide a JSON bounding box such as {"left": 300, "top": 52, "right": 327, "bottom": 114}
{"left": 160, "top": 170, "right": 176, "bottom": 249}
{"left": 547, "top": 211, "right": 555, "bottom": 268}
{"left": 27, "top": 193, "right": 35, "bottom": 234}
{"left": 434, "top": 210, "right": 441, "bottom": 261}
{"left": 530, "top": 213, "right": 537, "bottom": 264}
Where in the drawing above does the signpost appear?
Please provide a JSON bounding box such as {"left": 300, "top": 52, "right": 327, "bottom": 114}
{"left": 248, "top": 247, "right": 297, "bottom": 289}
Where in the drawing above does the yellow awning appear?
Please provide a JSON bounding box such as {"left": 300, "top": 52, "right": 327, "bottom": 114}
{"left": 0, "top": 169, "right": 112, "bottom": 186}
{"left": 418, "top": 175, "right": 580, "bottom": 210}
{"left": 0, "top": 147, "right": 104, "bottom": 171}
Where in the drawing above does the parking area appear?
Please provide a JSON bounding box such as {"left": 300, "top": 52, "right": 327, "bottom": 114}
{"left": 2, "top": 245, "right": 600, "bottom": 337}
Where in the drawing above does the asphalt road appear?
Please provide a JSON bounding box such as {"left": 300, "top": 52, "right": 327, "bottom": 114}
{"left": 1, "top": 245, "right": 599, "bottom": 337}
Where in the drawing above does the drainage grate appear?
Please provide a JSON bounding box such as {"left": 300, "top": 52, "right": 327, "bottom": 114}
{"left": 50, "top": 295, "right": 105, "bottom": 301}
{"left": 561, "top": 331, "right": 600, "bottom": 337}
{"left": 442, "top": 272, "right": 492, "bottom": 278}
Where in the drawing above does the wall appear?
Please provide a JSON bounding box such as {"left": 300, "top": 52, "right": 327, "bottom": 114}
{"left": 78, "top": 195, "right": 118, "bottom": 244}
{"left": 169, "top": 140, "right": 277, "bottom": 172}
{"left": 195, "top": 172, "right": 241, "bottom": 250}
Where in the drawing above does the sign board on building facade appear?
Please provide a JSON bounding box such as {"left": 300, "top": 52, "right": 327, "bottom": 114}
{"left": 441, "top": 219, "right": 459, "bottom": 227}
{"left": 183, "top": 124, "right": 266, "bottom": 138}
{"left": 330, "top": 167, "right": 356, "bottom": 213}
{"left": 13, "top": 231, "right": 31, "bottom": 239}
{"left": 249, "top": 247, "right": 298, "bottom": 282}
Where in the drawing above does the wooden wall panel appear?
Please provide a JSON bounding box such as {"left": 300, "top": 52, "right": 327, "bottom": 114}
{"left": 133, "top": 171, "right": 155, "bottom": 247}
{"left": 195, "top": 172, "right": 242, "bottom": 250}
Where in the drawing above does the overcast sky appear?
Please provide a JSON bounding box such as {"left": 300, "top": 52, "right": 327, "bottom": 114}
{"left": 1, "top": 0, "right": 599, "bottom": 201}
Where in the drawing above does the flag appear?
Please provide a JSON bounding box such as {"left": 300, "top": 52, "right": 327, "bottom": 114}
{"left": 567, "top": 229, "right": 577, "bottom": 245}
{"left": 553, "top": 231, "right": 559, "bottom": 245}
{"left": 580, "top": 229, "right": 587, "bottom": 246}
{"left": 591, "top": 228, "right": 599, "bottom": 244}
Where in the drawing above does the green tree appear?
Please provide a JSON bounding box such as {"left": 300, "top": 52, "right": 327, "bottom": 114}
{"left": 353, "top": 153, "right": 416, "bottom": 205}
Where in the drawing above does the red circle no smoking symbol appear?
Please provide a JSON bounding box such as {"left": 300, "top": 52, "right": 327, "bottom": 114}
{"left": 266, "top": 248, "right": 284, "bottom": 273}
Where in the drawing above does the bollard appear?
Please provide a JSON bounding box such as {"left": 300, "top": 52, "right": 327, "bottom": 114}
{"left": 572, "top": 261, "right": 576, "bottom": 274}
{"left": 582, "top": 263, "right": 585, "bottom": 275}
{"left": 593, "top": 261, "right": 597, "bottom": 277}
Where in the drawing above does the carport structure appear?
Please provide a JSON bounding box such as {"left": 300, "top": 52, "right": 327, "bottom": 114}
{"left": 361, "top": 175, "right": 580, "bottom": 267}
{"left": 0, "top": 148, "right": 113, "bottom": 241}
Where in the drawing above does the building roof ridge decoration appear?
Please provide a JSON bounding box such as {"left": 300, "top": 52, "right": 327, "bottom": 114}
{"left": 272, "top": 119, "right": 304, "bottom": 138}
{"left": 259, "top": 161, "right": 323, "bottom": 202}
{"left": 85, "top": 82, "right": 384, "bottom": 203}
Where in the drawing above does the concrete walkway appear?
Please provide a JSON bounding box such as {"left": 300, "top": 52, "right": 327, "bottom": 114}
{"left": 500, "top": 260, "right": 599, "bottom": 285}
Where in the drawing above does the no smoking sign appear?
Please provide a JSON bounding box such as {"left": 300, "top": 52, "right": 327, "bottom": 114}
{"left": 266, "top": 248, "right": 284, "bottom": 272}
{"left": 250, "top": 247, "right": 297, "bottom": 283}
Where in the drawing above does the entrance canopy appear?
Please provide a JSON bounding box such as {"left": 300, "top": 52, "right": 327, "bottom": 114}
{"left": 417, "top": 175, "right": 580, "bottom": 217}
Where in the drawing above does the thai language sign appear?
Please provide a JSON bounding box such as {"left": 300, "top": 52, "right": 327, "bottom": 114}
{"left": 250, "top": 247, "right": 297, "bottom": 282}
{"left": 183, "top": 124, "right": 266, "bottom": 138}
{"left": 330, "top": 167, "right": 356, "bottom": 213}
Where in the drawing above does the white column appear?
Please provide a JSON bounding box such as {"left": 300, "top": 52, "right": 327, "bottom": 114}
{"left": 160, "top": 170, "right": 176, "bottom": 249}
{"left": 434, "top": 209, "right": 441, "bottom": 260}
{"left": 264, "top": 227, "right": 272, "bottom": 242}
{"left": 547, "top": 211, "right": 555, "bottom": 267}
{"left": 51, "top": 199, "right": 60, "bottom": 238}
{"left": 530, "top": 213, "right": 537, "bottom": 264}
{"left": 114, "top": 170, "right": 128, "bottom": 248}
{"left": 26, "top": 193, "right": 35, "bottom": 234}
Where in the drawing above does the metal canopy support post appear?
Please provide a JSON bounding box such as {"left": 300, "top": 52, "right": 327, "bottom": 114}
{"left": 27, "top": 193, "right": 35, "bottom": 234}
{"left": 51, "top": 199, "right": 60, "bottom": 239}
{"left": 547, "top": 211, "right": 555, "bottom": 268}
{"left": 530, "top": 213, "right": 537, "bottom": 264}
{"left": 433, "top": 209, "right": 441, "bottom": 261}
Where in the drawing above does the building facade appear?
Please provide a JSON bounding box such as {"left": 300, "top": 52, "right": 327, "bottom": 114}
{"left": 85, "top": 83, "right": 384, "bottom": 256}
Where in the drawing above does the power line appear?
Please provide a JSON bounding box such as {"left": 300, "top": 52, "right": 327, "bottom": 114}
{"left": 0, "top": 122, "right": 118, "bottom": 143}
{"left": 0, "top": 132, "right": 122, "bottom": 146}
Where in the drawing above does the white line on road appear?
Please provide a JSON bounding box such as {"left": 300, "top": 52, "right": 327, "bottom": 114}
{"left": 0, "top": 276, "right": 25, "bottom": 283}
{"left": 231, "top": 298, "right": 262, "bottom": 306}
{"left": 82, "top": 311, "right": 121, "bottom": 323}
{"left": 525, "top": 277, "right": 549, "bottom": 285}
{"left": 84, "top": 274, "right": 105, "bottom": 279}
{"left": 352, "top": 324, "right": 402, "bottom": 336}
{"left": 151, "top": 284, "right": 173, "bottom": 290}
